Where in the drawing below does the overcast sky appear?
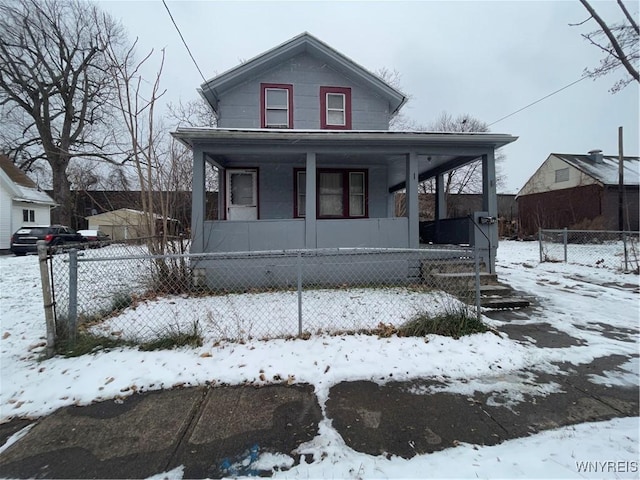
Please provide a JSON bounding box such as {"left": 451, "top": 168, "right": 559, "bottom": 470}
{"left": 96, "top": 0, "right": 639, "bottom": 193}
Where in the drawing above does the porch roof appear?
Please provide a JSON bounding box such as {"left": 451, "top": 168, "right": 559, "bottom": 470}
{"left": 172, "top": 128, "right": 518, "bottom": 192}
{"left": 172, "top": 127, "right": 517, "bottom": 151}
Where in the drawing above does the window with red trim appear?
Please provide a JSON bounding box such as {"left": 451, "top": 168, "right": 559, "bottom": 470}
{"left": 260, "top": 83, "right": 293, "bottom": 128}
{"left": 320, "top": 87, "right": 352, "bottom": 129}
{"left": 294, "top": 168, "right": 367, "bottom": 218}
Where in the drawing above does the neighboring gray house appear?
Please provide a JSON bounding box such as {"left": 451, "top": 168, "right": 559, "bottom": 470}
{"left": 0, "top": 154, "right": 56, "bottom": 251}
{"left": 173, "top": 33, "right": 517, "bottom": 286}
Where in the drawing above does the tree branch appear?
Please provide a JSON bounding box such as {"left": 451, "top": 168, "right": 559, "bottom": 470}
{"left": 579, "top": 0, "right": 640, "bottom": 83}
{"left": 617, "top": 0, "right": 639, "bottom": 35}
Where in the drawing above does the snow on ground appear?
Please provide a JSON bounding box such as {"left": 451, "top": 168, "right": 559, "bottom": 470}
{"left": 1, "top": 240, "right": 638, "bottom": 478}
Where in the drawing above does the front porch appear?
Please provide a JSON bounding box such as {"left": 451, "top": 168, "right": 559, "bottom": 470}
{"left": 173, "top": 129, "right": 518, "bottom": 276}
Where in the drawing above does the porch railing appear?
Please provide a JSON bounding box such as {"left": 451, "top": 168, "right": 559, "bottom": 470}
{"left": 203, "top": 217, "right": 409, "bottom": 251}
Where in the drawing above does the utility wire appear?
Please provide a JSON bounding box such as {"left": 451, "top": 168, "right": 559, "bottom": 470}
{"left": 161, "top": 0, "right": 590, "bottom": 127}
{"left": 162, "top": 0, "right": 207, "bottom": 82}
{"left": 488, "top": 75, "right": 590, "bottom": 127}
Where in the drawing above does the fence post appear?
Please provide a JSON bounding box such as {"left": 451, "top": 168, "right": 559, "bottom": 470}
{"left": 297, "top": 251, "right": 302, "bottom": 336}
{"left": 68, "top": 248, "right": 78, "bottom": 346}
{"left": 623, "top": 232, "right": 629, "bottom": 272}
{"left": 474, "top": 245, "right": 482, "bottom": 322}
{"left": 563, "top": 228, "right": 568, "bottom": 263}
{"left": 37, "top": 240, "right": 56, "bottom": 358}
{"left": 538, "top": 229, "right": 543, "bottom": 263}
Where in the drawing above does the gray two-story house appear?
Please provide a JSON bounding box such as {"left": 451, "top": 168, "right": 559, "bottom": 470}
{"left": 173, "top": 32, "right": 517, "bottom": 288}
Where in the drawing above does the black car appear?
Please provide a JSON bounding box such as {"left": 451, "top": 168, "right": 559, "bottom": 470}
{"left": 10, "top": 225, "right": 87, "bottom": 255}
{"left": 77, "top": 229, "right": 110, "bottom": 248}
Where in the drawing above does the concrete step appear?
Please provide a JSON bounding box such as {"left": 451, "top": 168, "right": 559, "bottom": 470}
{"left": 428, "top": 272, "right": 531, "bottom": 310}
{"left": 422, "top": 260, "right": 487, "bottom": 275}
{"left": 478, "top": 284, "right": 513, "bottom": 296}
{"left": 431, "top": 272, "right": 498, "bottom": 285}
{"left": 481, "top": 297, "right": 531, "bottom": 309}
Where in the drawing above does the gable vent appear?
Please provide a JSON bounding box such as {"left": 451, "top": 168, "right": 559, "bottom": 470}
{"left": 587, "top": 149, "right": 604, "bottom": 163}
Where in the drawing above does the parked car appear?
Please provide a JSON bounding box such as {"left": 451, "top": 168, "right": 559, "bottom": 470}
{"left": 77, "top": 229, "right": 110, "bottom": 247}
{"left": 10, "top": 225, "right": 87, "bottom": 256}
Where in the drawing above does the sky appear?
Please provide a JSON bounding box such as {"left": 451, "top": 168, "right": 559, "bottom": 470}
{"left": 1, "top": 240, "right": 638, "bottom": 477}
{"left": 93, "top": 0, "right": 640, "bottom": 193}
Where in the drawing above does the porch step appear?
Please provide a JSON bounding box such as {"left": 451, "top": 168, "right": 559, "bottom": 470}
{"left": 431, "top": 272, "right": 498, "bottom": 285}
{"left": 422, "top": 258, "right": 530, "bottom": 310}
{"left": 429, "top": 273, "right": 530, "bottom": 310}
{"left": 422, "top": 260, "right": 485, "bottom": 275}
{"left": 481, "top": 297, "right": 532, "bottom": 309}
{"left": 477, "top": 281, "right": 531, "bottom": 310}
{"left": 478, "top": 284, "right": 512, "bottom": 296}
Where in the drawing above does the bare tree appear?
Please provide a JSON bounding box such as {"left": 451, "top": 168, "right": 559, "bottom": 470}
{"left": 422, "top": 112, "right": 506, "bottom": 194}
{"left": 106, "top": 43, "right": 196, "bottom": 290}
{"left": 107, "top": 41, "right": 207, "bottom": 248}
{"left": 166, "top": 98, "right": 219, "bottom": 195}
{"left": 167, "top": 98, "right": 217, "bottom": 128}
{"left": 105, "top": 38, "right": 167, "bottom": 245}
{"left": 0, "top": 0, "right": 127, "bottom": 226}
{"left": 375, "top": 67, "right": 426, "bottom": 132}
{"left": 576, "top": 0, "right": 639, "bottom": 92}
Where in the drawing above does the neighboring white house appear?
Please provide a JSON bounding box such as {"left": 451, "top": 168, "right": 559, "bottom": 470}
{"left": 0, "top": 155, "right": 56, "bottom": 250}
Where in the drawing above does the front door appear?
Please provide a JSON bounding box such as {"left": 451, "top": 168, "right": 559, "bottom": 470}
{"left": 226, "top": 169, "right": 258, "bottom": 220}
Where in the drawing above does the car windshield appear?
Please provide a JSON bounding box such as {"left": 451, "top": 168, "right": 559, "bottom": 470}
{"left": 19, "top": 228, "right": 49, "bottom": 236}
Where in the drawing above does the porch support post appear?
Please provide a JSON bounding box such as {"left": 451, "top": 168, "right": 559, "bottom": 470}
{"left": 192, "top": 146, "right": 206, "bottom": 253}
{"left": 482, "top": 150, "right": 498, "bottom": 272}
{"left": 217, "top": 167, "right": 224, "bottom": 220}
{"left": 305, "top": 152, "right": 317, "bottom": 249}
{"left": 406, "top": 152, "right": 419, "bottom": 248}
{"left": 482, "top": 150, "right": 498, "bottom": 225}
{"left": 435, "top": 173, "right": 447, "bottom": 220}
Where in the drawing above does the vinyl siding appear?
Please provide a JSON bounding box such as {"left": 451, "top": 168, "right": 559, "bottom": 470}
{"left": 217, "top": 53, "right": 392, "bottom": 130}
{"left": 0, "top": 183, "right": 12, "bottom": 249}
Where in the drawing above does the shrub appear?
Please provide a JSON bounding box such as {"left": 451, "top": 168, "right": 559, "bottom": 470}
{"left": 398, "top": 308, "right": 487, "bottom": 339}
{"left": 56, "top": 334, "right": 135, "bottom": 358}
{"left": 139, "top": 321, "right": 203, "bottom": 351}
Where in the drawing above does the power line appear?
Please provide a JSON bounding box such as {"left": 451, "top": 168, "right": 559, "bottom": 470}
{"left": 162, "top": 0, "right": 207, "bottom": 83}
{"left": 488, "top": 75, "right": 590, "bottom": 127}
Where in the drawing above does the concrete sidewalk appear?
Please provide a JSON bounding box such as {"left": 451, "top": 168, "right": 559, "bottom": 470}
{"left": 0, "top": 310, "right": 638, "bottom": 479}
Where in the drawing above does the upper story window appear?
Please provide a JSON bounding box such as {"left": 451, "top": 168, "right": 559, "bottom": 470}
{"left": 555, "top": 167, "right": 569, "bottom": 183}
{"left": 260, "top": 83, "right": 293, "bottom": 128}
{"left": 320, "top": 86, "right": 352, "bottom": 130}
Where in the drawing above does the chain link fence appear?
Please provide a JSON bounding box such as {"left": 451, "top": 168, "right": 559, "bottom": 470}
{"left": 538, "top": 229, "right": 640, "bottom": 272}
{"left": 44, "top": 239, "right": 483, "bottom": 350}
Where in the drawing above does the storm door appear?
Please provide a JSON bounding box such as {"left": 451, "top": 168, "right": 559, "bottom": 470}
{"left": 226, "top": 169, "right": 258, "bottom": 220}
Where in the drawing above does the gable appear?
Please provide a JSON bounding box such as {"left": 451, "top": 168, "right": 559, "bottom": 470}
{"left": 518, "top": 155, "right": 598, "bottom": 196}
{"left": 199, "top": 32, "right": 406, "bottom": 117}
{"left": 215, "top": 52, "right": 394, "bottom": 130}
{"left": 0, "top": 154, "right": 56, "bottom": 205}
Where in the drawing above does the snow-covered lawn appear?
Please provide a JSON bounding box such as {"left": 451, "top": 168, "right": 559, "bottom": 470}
{"left": 1, "top": 240, "right": 638, "bottom": 478}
